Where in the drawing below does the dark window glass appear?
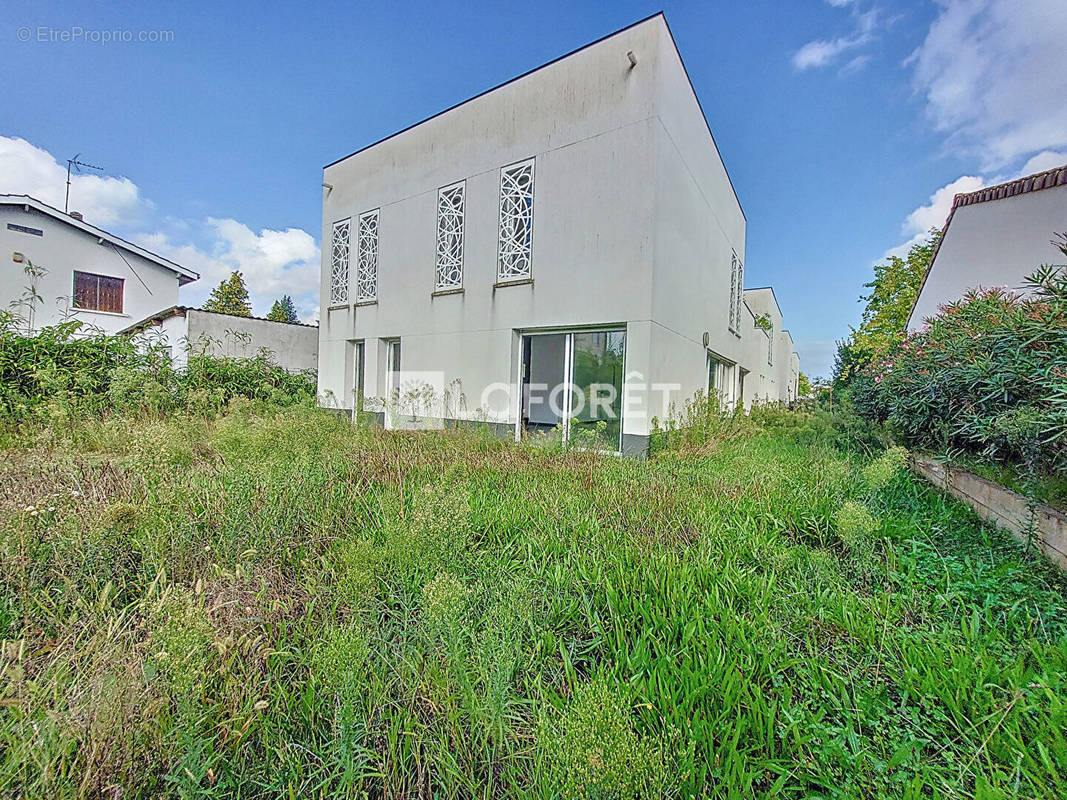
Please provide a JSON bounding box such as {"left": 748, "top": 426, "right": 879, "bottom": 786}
{"left": 7, "top": 222, "right": 43, "bottom": 236}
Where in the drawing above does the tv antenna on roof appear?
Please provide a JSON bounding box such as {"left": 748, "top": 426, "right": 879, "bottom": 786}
{"left": 65, "top": 154, "right": 103, "bottom": 213}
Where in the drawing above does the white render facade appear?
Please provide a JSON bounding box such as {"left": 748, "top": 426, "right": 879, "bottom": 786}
{"left": 908, "top": 166, "right": 1067, "bottom": 330}
{"left": 122, "top": 306, "right": 319, "bottom": 374}
{"left": 1, "top": 195, "right": 198, "bottom": 335}
{"left": 317, "top": 14, "right": 799, "bottom": 453}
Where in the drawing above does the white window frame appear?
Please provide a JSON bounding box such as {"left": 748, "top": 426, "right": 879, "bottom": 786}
{"left": 435, "top": 181, "right": 465, "bottom": 290}
{"left": 356, "top": 209, "right": 379, "bottom": 302}
{"left": 497, "top": 158, "right": 535, "bottom": 282}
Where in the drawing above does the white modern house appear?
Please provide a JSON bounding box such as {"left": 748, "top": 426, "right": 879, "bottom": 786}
{"left": 907, "top": 164, "right": 1067, "bottom": 330}
{"left": 317, "top": 13, "right": 799, "bottom": 454}
{"left": 1, "top": 194, "right": 198, "bottom": 334}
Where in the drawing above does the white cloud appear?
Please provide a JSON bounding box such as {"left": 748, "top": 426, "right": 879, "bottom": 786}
{"left": 0, "top": 136, "right": 150, "bottom": 227}
{"left": 885, "top": 174, "right": 984, "bottom": 258}
{"left": 910, "top": 0, "right": 1067, "bottom": 169}
{"left": 1019, "top": 150, "right": 1067, "bottom": 176}
{"left": 792, "top": 8, "right": 878, "bottom": 71}
{"left": 144, "top": 221, "right": 321, "bottom": 320}
{"left": 0, "top": 135, "right": 321, "bottom": 322}
{"left": 901, "top": 174, "right": 984, "bottom": 237}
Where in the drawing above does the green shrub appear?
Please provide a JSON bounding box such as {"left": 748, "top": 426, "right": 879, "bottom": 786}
{"left": 861, "top": 445, "right": 908, "bottom": 491}
{"left": 540, "top": 677, "right": 675, "bottom": 799}
{"left": 0, "top": 319, "right": 315, "bottom": 423}
{"left": 854, "top": 267, "right": 1067, "bottom": 473}
{"left": 835, "top": 500, "right": 878, "bottom": 553}
{"left": 650, "top": 391, "right": 755, "bottom": 454}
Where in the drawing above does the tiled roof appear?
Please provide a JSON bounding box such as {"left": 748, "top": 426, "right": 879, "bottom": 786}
{"left": 952, "top": 164, "right": 1067, "bottom": 210}
{"left": 905, "top": 162, "right": 1067, "bottom": 329}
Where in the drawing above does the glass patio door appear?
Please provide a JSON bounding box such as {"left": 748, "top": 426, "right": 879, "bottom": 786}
{"left": 519, "top": 328, "right": 626, "bottom": 451}
{"left": 568, "top": 330, "right": 625, "bottom": 450}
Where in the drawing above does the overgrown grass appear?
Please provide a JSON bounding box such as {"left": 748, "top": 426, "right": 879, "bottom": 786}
{"left": 1, "top": 405, "right": 1065, "bottom": 798}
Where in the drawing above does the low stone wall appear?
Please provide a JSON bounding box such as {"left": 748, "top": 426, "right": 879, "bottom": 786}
{"left": 911, "top": 455, "right": 1067, "bottom": 570}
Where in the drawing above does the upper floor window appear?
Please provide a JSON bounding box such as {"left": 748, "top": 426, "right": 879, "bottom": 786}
{"left": 728, "top": 253, "right": 738, "bottom": 333}
{"left": 330, "top": 218, "right": 350, "bottom": 305}
{"left": 356, "top": 209, "right": 379, "bottom": 302}
{"left": 728, "top": 251, "right": 743, "bottom": 334}
{"left": 498, "top": 159, "right": 534, "bottom": 281}
{"left": 435, "top": 181, "right": 465, "bottom": 290}
{"left": 767, "top": 330, "right": 774, "bottom": 366}
{"left": 73, "top": 270, "right": 123, "bottom": 313}
{"left": 7, "top": 222, "right": 43, "bottom": 237}
{"left": 734, "top": 257, "right": 744, "bottom": 334}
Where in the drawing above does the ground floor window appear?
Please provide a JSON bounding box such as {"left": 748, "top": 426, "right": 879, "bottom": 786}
{"left": 518, "top": 328, "right": 625, "bottom": 451}
{"left": 382, "top": 338, "right": 401, "bottom": 427}
{"left": 707, "top": 353, "right": 738, "bottom": 408}
{"left": 353, "top": 340, "right": 365, "bottom": 413}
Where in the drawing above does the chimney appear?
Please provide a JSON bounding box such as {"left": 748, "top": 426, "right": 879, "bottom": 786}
{"left": 69, "top": 211, "right": 83, "bottom": 221}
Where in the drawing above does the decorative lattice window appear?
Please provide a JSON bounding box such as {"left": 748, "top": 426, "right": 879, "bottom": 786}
{"left": 728, "top": 252, "right": 738, "bottom": 333}
{"left": 435, "top": 181, "right": 465, "bottom": 289}
{"left": 330, "top": 219, "right": 351, "bottom": 304}
{"left": 734, "top": 258, "right": 744, "bottom": 335}
{"left": 497, "top": 159, "right": 534, "bottom": 281}
{"left": 356, "top": 209, "right": 379, "bottom": 302}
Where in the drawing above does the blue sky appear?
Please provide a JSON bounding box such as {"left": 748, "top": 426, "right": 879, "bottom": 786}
{"left": 2, "top": 0, "right": 1065, "bottom": 377}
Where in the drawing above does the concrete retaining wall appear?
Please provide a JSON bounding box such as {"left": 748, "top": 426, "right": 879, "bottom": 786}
{"left": 911, "top": 454, "right": 1067, "bottom": 570}
{"left": 187, "top": 310, "right": 318, "bottom": 374}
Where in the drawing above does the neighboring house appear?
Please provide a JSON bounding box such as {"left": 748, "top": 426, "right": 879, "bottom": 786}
{"left": 740, "top": 287, "right": 801, "bottom": 405}
{"left": 1, "top": 194, "right": 198, "bottom": 334}
{"left": 317, "top": 13, "right": 799, "bottom": 454}
{"left": 908, "top": 164, "right": 1067, "bottom": 330}
{"left": 120, "top": 306, "right": 318, "bottom": 374}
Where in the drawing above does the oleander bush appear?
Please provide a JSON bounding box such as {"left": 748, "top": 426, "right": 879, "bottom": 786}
{"left": 853, "top": 265, "right": 1067, "bottom": 475}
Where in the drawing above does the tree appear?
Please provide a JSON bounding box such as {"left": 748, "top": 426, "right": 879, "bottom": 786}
{"left": 266, "top": 295, "right": 299, "bottom": 324}
{"left": 797, "top": 372, "right": 812, "bottom": 397}
{"left": 203, "top": 271, "right": 252, "bottom": 316}
{"left": 834, "top": 228, "right": 941, "bottom": 385}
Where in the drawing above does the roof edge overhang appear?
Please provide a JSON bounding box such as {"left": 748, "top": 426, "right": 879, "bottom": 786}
{"left": 0, "top": 194, "right": 199, "bottom": 284}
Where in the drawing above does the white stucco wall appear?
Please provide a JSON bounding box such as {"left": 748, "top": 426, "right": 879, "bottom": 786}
{"left": 909, "top": 184, "right": 1067, "bottom": 330}
{"left": 186, "top": 311, "right": 318, "bottom": 374}
{"left": 740, "top": 288, "right": 798, "bottom": 406}
{"left": 1, "top": 203, "right": 186, "bottom": 335}
{"left": 131, "top": 309, "right": 318, "bottom": 374}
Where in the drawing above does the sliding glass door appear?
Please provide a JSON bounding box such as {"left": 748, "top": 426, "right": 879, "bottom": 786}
{"left": 519, "top": 328, "right": 626, "bottom": 451}
{"left": 569, "top": 330, "right": 625, "bottom": 450}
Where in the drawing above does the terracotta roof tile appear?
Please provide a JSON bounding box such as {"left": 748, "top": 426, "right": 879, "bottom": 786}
{"left": 953, "top": 164, "right": 1067, "bottom": 209}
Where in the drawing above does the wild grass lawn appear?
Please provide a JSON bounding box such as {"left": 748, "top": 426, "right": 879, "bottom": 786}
{"left": 1, "top": 405, "right": 1065, "bottom": 799}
